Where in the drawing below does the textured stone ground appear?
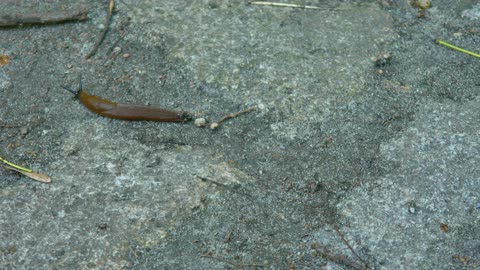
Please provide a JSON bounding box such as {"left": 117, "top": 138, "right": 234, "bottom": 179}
{"left": 1, "top": 1, "right": 479, "bottom": 269}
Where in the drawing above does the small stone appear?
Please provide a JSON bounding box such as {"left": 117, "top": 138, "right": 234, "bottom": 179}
{"left": 409, "top": 0, "right": 430, "bottom": 9}
{"left": 20, "top": 127, "right": 28, "bottom": 135}
{"left": 123, "top": 53, "right": 130, "bottom": 58}
{"left": 194, "top": 118, "right": 206, "bottom": 127}
{"left": 113, "top": 46, "right": 121, "bottom": 53}
{"left": 453, "top": 32, "right": 463, "bottom": 38}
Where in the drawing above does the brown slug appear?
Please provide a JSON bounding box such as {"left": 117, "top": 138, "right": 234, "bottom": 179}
{"left": 62, "top": 77, "right": 190, "bottom": 122}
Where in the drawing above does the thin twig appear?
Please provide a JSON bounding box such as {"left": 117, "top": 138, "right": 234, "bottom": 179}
{"left": 0, "top": 123, "right": 23, "bottom": 129}
{"left": 334, "top": 227, "right": 368, "bottom": 269}
{"left": 196, "top": 175, "right": 254, "bottom": 201}
{"left": 0, "top": 6, "right": 88, "bottom": 27}
{"left": 200, "top": 254, "right": 266, "bottom": 268}
{"left": 85, "top": 0, "right": 115, "bottom": 59}
{"left": 0, "top": 156, "right": 32, "bottom": 172}
{"left": 224, "top": 228, "right": 233, "bottom": 243}
{"left": 197, "top": 175, "right": 228, "bottom": 188}
{"left": 202, "top": 105, "right": 257, "bottom": 129}
{"left": 435, "top": 39, "right": 480, "bottom": 59}
{"left": 311, "top": 243, "right": 365, "bottom": 270}
{"left": 248, "top": 1, "right": 341, "bottom": 10}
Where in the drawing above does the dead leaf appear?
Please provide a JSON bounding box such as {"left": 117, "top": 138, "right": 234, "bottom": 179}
{"left": 5, "top": 166, "right": 51, "bottom": 183}
{"left": 0, "top": 54, "right": 10, "bottom": 66}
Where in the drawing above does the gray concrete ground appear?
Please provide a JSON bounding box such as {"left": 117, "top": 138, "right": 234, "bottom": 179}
{"left": 1, "top": 0, "right": 479, "bottom": 269}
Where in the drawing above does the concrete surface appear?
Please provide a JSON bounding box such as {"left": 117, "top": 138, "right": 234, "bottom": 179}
{"left": 0, "top": 0, "right": 479, "bottom": 269}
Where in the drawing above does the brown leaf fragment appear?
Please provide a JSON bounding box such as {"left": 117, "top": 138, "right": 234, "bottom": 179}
{"left": 5, "top": 166, "right": 51, "bottom": 183}
{"left": 0, "top": 54, "right": 10, "bottom": 66}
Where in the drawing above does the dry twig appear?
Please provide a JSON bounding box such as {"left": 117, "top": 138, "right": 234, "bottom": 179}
{"left": 0, "top": 6, "right": 87, "bottom": 27}
{"left": 311, "top": 227, "right": 369, "bottom": 270}
{"left": 197, "top": 105, "right": 257, "bottom": 129}
{"left": 248, "top": 1, "right": 340, "bottom": 10}
{"left": 311, "top": 243, "right": 365, "bottom": 270}
{"left": 196, "top": 176, "right": 254, "bottom": 200}
{"left": 0, "top": 122, "right": 22, "bottom": 129}
{"left": 334, "top": 226, "right": 368, "bottom": 269}
{"left": 200, "top": 254, "right": 266, "bottom": 268}
{"left": 85, "top": 0, "right": 115, "bottom": 59}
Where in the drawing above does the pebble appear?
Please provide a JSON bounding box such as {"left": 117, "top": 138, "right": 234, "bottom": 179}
{"left": 409, "top": 0, "right": 431, "bottom": 9}
{"left": 194, "top": 118, "right": 206, "bottom": 127}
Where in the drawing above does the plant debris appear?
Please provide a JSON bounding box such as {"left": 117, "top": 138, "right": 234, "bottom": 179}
{"left": 1, "top": 156, "right": 51, "bottom": 183}
{"left": 196, "top": 106, "right": 257, "bottom": 130}
{"left": 85, "top": 0, "right": 115, "bottom": 59}
{"left": 0, "top": 54, "right": 10, "bottom": 66}
{"left": 248, "top": 1, "right": 341, "bottom": 10}
{"left": 0, "top": 6, "right": 87, "bottom": 27}
{"left": 435, "top": 39, "right": 480, "bottom": 58}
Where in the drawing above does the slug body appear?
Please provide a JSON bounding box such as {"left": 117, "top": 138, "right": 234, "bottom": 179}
{"left": 77, "top": 90, "right": 188, "bottom": 122}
